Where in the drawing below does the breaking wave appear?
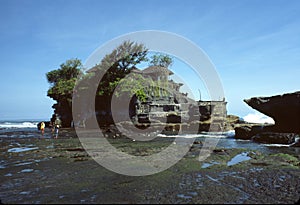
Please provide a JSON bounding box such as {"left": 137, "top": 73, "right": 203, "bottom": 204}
{"left": 242, "top": 113, "right": 275, "bottom": 124}
{"left": 0, "top": 121, "right": 38, "bottom": 129}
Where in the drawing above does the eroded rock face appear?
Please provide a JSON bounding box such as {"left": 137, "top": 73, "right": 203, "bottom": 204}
{"left": 252, "top": 132, "right": 297, "bottom": 144}
{"left": 234, "top": 125, "right": 268, "bottom": 140}
{"left": 244, "top": 91, "right": 300, "bottom": 133}
{"left": 234, "top": 126, "right": 253, "bottom": 140}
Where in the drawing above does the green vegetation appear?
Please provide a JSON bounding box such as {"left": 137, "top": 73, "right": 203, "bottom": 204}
{"left": 269, "top": 153, "right": 300, "bottom": 166}
{"left": 46, "top": 41, "right": 174, "bottom": 126}
{"left": 149, "top": 53, "right": 173, "bottom": 68}
{"left": 46, "top": 58, "right": 83, "bottom": 127}
{"left": 92, "top": 40, "right": 148, "bottom": 98}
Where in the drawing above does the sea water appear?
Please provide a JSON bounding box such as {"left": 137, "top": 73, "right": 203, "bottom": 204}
{"left": 158, "top": 131, "right": 300, "bottom": 155}
{"left": 0, "top": 120, "right": 43, "bottom": 137}
{"left": 0, "top": 120, "right": 40, "bottom": 129}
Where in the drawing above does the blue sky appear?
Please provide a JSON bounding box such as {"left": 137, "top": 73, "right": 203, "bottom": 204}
{"left": 0, "top": 0, "right": 299, "bottom": 120}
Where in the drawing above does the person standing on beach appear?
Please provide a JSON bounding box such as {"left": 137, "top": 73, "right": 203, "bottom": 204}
{"left": 40, "top": 121, "right": 45, "bottom": 137}
{"left": 54, "top": 117, "right": 61, "bottom": 139}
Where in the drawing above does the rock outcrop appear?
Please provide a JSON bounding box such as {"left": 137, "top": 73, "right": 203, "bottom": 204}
{"left": 244, "top": 91, "right": 300, "bottom": 133}
{"left": 252, "top": 132, "right": 297, "bottom": 144}
{"left": 234, "top": 125, "right": 264, "bottom": 140}
{"left": 234, "top": 91, "right": 300, "bottom": 145}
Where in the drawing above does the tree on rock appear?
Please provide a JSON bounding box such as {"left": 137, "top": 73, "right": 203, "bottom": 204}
{"left": 86, "top": 41, "right": 149, "bottom": 124}
{"left": 46, "top": 41, "right": 149, "bottom": 127}
{"left": 92, "top": 41, "right": 148, "bottom": 97}
{"left": 149, "top": 53, "right": 173, "bottom": 68}
{"left": 46, "top": 58, "right": 83, "bottom": 127}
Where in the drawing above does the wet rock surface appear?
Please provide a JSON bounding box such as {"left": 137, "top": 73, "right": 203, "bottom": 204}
{"left": 0, "top": 129, "right": 299, "bottom": 204}
{"left": 252, "top": 132, "right": 297, "bottom": 144}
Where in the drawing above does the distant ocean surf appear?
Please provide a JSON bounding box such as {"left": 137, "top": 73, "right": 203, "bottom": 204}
{"left": 0, "top": 120, "right": 39, "bottom": 129}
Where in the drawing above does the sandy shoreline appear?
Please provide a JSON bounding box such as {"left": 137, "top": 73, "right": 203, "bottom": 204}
{"left": 0, "top": 128, "right": 299, "bottom": 204}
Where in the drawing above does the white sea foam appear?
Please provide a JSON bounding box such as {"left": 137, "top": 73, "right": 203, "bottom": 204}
{"left": 263, "top": 144, "right": 291, "bottom": 147}
{"left": 262, "top": 137, "right": 299, "bottom": 147}
{"left": 157, "top": 130, "right": 235, "bottom": 139}
{"left": 242, "top": 113, "right": 275, "bottom": 124}
{"left": 0, "top": 121, "right": 38, "bottom": 129}
{"left": 157, "top": 133, "right": 198, "bottom": 138}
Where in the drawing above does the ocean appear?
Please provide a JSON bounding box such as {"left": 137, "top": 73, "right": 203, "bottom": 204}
{"left": 0, "top": 120, "right": 39, "bottom": 129}
{"left": 0, "top": 120, "right": 42, "bottom": 138}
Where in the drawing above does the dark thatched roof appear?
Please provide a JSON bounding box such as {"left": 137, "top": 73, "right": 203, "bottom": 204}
{"left": 132, "top": 66, "right": 173, "bottom": 75}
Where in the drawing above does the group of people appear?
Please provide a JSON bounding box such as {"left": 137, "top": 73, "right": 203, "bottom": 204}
{"left": 39, "top": 116, "right": 61, "bottom": 139}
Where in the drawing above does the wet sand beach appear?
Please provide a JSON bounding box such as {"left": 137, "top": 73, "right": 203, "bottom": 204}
{"left": 0, "top": 128, "right": 299, "bottom": 204}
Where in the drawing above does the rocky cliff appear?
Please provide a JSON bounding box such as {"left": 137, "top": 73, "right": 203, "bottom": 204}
{"left": 244, "top": 91, "right": 300, "bottom": 133}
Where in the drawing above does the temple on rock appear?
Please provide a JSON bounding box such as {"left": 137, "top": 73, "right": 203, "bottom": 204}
{"left": 130, "top": 66, "right": 227, "bottom": 125}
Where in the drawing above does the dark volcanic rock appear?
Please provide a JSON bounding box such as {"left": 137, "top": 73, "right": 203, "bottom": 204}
{"left": 252, "top": 132, "right": 297, "bottom": 144}
{"left": 234, "top": 125, "right": 266, "bottom": 140}
{"left": 244, "top": 91, "right": 300, "bottom": 133}
{"left": 234, "top": 126, "right": 253, "bottom": 140}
